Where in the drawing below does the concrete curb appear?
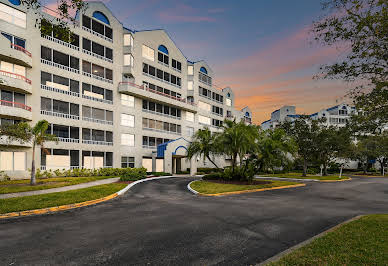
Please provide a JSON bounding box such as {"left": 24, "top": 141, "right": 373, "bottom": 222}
{"left": 257, "top": 215, "right": 364, "bottom": 265}
{"left": 0, "top": 175, "right": 177, "bottom": 220}
{"left": 351, "top": 174, "right": 386, "bottom": 178}
{"left": 255, "top": 176, "right": 319, "bottom": 182}
{"left": 319, "top": 177, "right": 352, "bottom": 182}
{"left": 187, "top": 181, "right": 306, "bottom": 196}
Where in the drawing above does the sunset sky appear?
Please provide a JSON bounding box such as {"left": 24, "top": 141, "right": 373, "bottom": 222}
{"left": 46, "top": 0, "right": 353, "bottom": 124}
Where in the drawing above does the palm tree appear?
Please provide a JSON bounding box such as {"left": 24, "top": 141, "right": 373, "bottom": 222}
{"left": 0, "top": 120, "right": 57, "bottom": 185}
{"left": 187, "top": 127, "right": 220, "bottom": 168}
{"left": 219, "top": 119, "right": 259, "bottom": 173}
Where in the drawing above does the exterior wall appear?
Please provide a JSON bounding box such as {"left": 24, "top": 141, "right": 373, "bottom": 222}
{"left": 0, "top": 0, "right": 253, "bottom": 178}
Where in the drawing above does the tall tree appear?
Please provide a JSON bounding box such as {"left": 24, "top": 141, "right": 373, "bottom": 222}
{"left": 187, "top": 127, "right": 220, "bottom": 169}
{"left": 282, "top": 116, "right": 322, "bottom": 177}
{"left": 312, "top": 0, "right": 388, "bottom": 131}
{"left": 0, "top": 120, "right": 57, "bottom": 185}
{"left": 257, "top": 128, "right": 296, "bottom": 173}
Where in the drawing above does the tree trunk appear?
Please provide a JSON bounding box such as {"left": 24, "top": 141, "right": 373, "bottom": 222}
{"left": 323, "top": 162, "right": 328, "bottom": 176}
{"left": 379, "top": 161, "right": 384, "bottom": 175}
{"left": 206, "top": 155, "right": 219, "bottom": 169}
{"left": 302, "top": 158, "right": 307, "bottom": 177}
{"left": 30, "top": 142, "right": 36, "bottom": 185}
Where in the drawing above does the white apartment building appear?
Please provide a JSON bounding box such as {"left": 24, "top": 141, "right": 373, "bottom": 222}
{"left": 261, "top": 104, "right": 355, "bottom": 130}
{"left": 0, "top": 1, "right": 252, "bottom": 178}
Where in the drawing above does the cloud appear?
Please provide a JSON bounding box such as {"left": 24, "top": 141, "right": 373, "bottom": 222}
{"left": 158, "top": 3, "right": 216, "bottom": 23}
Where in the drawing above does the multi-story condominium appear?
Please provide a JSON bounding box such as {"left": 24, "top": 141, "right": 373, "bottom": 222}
{"left": 0, "top": 1, "right": 253, "bottom": 178}
{"left": 261, "top": 104, "right": 355, "bottom": 130}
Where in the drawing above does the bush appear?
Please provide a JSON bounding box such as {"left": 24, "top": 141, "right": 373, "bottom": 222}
{"left": 119, "top": 167, "right": 147, "bottom": 181}
{"left": 202, "top": 172, "right": 223, "bottom": 180}
{"left": 197, "top": 168, "right": 220, "bottom": 174}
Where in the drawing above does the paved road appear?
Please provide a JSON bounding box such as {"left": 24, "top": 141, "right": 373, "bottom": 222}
{"left": 0, "top": 176, "right": 387, "bottom": 265}
{"left": 0, "top": 177, "right": 120, "bottom": 199}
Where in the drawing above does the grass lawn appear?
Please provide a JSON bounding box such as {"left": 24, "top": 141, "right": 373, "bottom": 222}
{"left": 190, "top": 180, "right": 300, "bottom": 195}
{"left": 0, "top": 183, "right": 127, "bottom": 214}
{"left": 269, "top": 214, "right": 388, "bottom": 265}
{"left": 0, "top": 176, "right": 116, "bottom": 194}
{"left": 260, "top": 172, "right": 349, "bottom": 181}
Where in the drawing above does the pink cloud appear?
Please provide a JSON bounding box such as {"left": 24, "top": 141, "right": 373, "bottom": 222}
{"left": 158, "top": 3, "right": 216, "bottom": 23}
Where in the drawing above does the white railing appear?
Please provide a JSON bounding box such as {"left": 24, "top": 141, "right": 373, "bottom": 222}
{"left": 143, "top": 72, "right": 181, "bottom": 89}
{"left": 42, "top": 35, "right": 80, "bottom": 51}
{"left": 40, "top": 110, "right": 80, "bottom": 120}
{"left": 142, "top": 145, "right": 156, "bottom": 149}
{"left": 142, "top": 109, "right": 181, "bottom": 120}
{"left": 212, "top": 112, "right": 223, "bottom": 117}
{"left": 82, "top": 94, "right": 112, "bottom": 105}
{"left": 41, "top": 84, "right": 80, "bottom": 97}
{"left": 82, "top": 49, "right": 113, "bottom": 63}
{"left": 82, "top": 140, "right": 113, "bottom": 146}
{"left": 82, "top": 71, "right": 113, "bottom": 84}
{"left": 82, "top": 117, "right": 113, "bottom": 125}
{"left": 82, "top": 26, "right": 113, "bottom": 43}
{"left": 41, "top": 59, "right": 80, "bottom": 74}
{"left": 57, "top": 137, "right": 80, "bottom": 143}
{"left": 143, "top": 127, "right": 182, "bottom": 136}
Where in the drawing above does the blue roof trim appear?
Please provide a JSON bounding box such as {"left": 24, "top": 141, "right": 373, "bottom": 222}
{"left": 271, "top": 109, "right": 280, "bottom": 114}
{"left": 310, "top": 112, "right": 318, "bottom": 116}
{"left": 156, "top": 137, "right": 190, "bottom": 158}
{"left": 287, "top": 114, "right": 301, "bottom": 118}
{"left": 261, "top": 119, "right": 271, "bottom": 124}
{"left": 326, "top": 105, "right": 339, "bottom": 111}
{"left": 158, "top": 45, "right": 169, "bottom": 54}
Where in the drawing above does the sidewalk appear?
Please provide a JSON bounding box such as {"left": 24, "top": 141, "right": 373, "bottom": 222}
{"left": 0, "top": 177, "right": 120, "bottom": 199}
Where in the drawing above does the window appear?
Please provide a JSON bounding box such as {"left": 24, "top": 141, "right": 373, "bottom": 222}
{"left": 199, "top": 72, "right": 212, "bottom": 86}
{"left": 188, "top": 81, "right": 193, "bottom": 90}
{"left": 157, "top": 45, "right": 169, "bottom": 65}
{"left": 121, "top": 94, "right": 134, "bottom": 107}
{"left": 198, "top": 101, "right": 211, "bottom": 112}
{"left": 0, "top": 61, "right": 25, "bottom": 76}
{"left": 121, "top": 133, "right": 134, "bottom": 146}
{"left": 188, "top": 65, "right": 194, "bottom": 75}
{"left": 123, "top": 34, "right": 133, "bottom": 46}
{"left": 142, "top": 45, "right": 154, "bottom": 61}
{"left": 186, "top": 112, "right": 194, "bottom": 122}
{"left": 172, "top": 59, "right": 182, "bottom": 71}
{"left": 198, "top": 115, "right": 210, "bottom": 125}
{"left": 226, "top": 98, "right": 232, "bottom": 106}
{"left": 121, "top": 113, "right": 134, "bottom": 127}
{"left": 187, "top": 127, "right": 194, "bottom": 137}
{"left": 0, "top": 3, "right": 26, "bottom": 28}
{"left": 121, "top": 156, "right": 134, "bottom": 168}
{"left": 92, "top": 11, "right": 110, "bottom": 25}
{"left": 124, "top": 54, "right": 134, "bottom": 67}
{"left": 212, "top": 119, "right": 223, "bottom": 127}
{"left": 82, "top": 15, "right": 113, "bottom": 40}
{"left": 212, "top": 106, "right": 223, "bottom": 116}
{"left": 1, "top": 32, "right": 25, "bottom": 48}
{"left": 0, "top": 152, "right": 26, "bottom": 171}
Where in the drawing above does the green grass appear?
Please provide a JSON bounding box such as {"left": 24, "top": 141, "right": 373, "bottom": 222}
{"left": 260, "top": 172, "right": 349, "bottom": 181}
{"left": 190, "top": 180, "right": 299, "bottom": 194}
{"left": 0, "top": 183, "right": 127, "bottom": 214}
{"left": 269, "top": 214, "right": 388, "bottom": 265}
{"left": 0, "top": 176, "right": 115, "bottom": 194}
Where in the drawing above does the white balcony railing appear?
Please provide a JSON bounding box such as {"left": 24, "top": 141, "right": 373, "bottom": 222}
{"left": 57, "top": 137, "right": 80, "bottom": 143}
{"left": 82, "top": 71, "right": 113, "bottom": 84}
{"left": 41, "top": 84, "right": 80, "bottom": 97}
{"left": 40, "top": 110, "right": 80, "bottom": 120}
{"left": 82, "top": 26, "right": 113, "bottom": 43}
{"left": 82, "top": 49, "right": 113, "bottom": 63}
{"left": 82, "top": 140, "right": 113, "bottom": 146}
{"left": 42, "top": 35, "right": 80, "bottom": 51}
{"left": 82, "top": 94, "right": 112, "bottom": 105}
{"left": 82, "top": 117, "right": 113, "bottom": 125}
{"left": 41, "top": 59, "right": 80, "bottom": 74}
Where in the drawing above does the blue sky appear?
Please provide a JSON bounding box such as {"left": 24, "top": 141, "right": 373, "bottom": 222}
{"left": 47, "top": 0, "right": 351, "bottom": 123}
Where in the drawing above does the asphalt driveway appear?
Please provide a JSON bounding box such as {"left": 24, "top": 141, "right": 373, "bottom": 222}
{"left": 0, "top": 176, "right": 387, "bottom": 265}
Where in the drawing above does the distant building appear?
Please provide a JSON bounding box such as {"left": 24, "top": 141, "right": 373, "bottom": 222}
{"left": 261, "top": 103, "right": 355, "bottom": 130}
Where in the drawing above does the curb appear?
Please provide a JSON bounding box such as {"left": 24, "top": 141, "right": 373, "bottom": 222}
{"left": 0, "top": 175, "right": 176, "bottom": 220}
{"left": 256, "top": 215, "right": 364, "bottom": 265}
{"left": 319, "top": 177, "right": 352, "bottom": 182}
{"left": 187, "top": 181, "right": 306, "bottom": 196}
{"left": 351, "top": 174, "right": 386, "bottom": 178}
{"left": 255, "top": 176, "right": 319, "bottom": 182}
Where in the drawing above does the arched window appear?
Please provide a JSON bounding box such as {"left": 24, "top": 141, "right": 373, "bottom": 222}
{"left": 245, "top": 112, "right": 250, "bottom": 117}
{"left": 8, "top": 0, "right": 21, "bottom": 5}
{"left": 342, "top": 106, "right": 347, "bottom": 109}
{"left": 92, "top": 11, "right": 110, "bottom": 25}
{"left": 227, "top": 92, "right": 231, "bottom": 98}
{"left": 200, "top": 67, "right": 207, "bottom": 74}
{"left": 158, "top": 45, "right": 168, "bottom": 55}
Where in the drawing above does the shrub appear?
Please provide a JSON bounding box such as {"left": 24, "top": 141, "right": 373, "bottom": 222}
{"left": 120, "top": 167, "right": 147, "bottom": 181}
{"left": 148, "top": 172, "right": 171, "bottom": 176}
{"left": 202, "top": 172, "right": 223, "bottom": 180}
{"left": 197, "top": 167, "right": 220, "bottom": 174}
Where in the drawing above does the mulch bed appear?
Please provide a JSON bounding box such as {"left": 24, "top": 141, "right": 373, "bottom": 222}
{"left": 204, "top": 179, "right": 272, "bottom": 185}
{"left": 115, "top": 181, "right": 134, "bottom": 184}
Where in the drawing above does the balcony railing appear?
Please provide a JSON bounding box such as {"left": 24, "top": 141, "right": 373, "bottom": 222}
{"left": 11, "top": 43, "right": 32, "bottom": 57}
{"left": 57, "top": 137, "right": 80, "bottom": 143}
{"left": 119, "top": 82, "right": 196, "bottom": 106}
{"left": 82, "top": 140, "right": 113, "bottom": 146}
{"left": 41, "top": 84, "right": 80, "bottom": 97}
{"left": 42, "top": 35, "right": 80, "bottom": 51}
{"left": 82, "top": 94, "right": 112, "bottom": 105}
{"left": 0, "top": 70, "right": 31, "bottom": 84}
{"left": 82, "top": 117, "right": 113, "bottom": 125}
{"left": 82, "top": 49, "right": 113, "bottom": 63}
{"left": 0, "top": 100, "right": 31, "bottom": 111}
{"left": 82, "top": 26, "right": 113, "bottom": 43}
{"left": 41, "top": 59, "right": 80, "bottom": 74}
{"left": 82, "top": 71, "right": 113, "bottom": 84}
{"left": 40, "top": 110, "right": 79, "bottom": 120}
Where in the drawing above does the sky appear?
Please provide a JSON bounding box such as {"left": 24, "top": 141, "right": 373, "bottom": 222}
{"left": 46, "top": 0, "right": 353, "bottom": 124}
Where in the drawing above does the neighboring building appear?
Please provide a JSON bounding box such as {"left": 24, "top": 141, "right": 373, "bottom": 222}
{"left": 261, "top": 104, "right": 355, "bottom": 130}
{"left": 0, "top": 1, "right": 252, "bottom": 178}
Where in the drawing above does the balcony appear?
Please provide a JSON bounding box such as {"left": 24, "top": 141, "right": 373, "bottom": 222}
{"left": 0, "top": 37, "right": 32, "bottom": 68}
{"left": 123, "top": 65, "right": 133, "bottom": 75}
{"left": 118, "top": 82, "right": 197, "bottom": 113}
{"left": 0, "top": 70, "right": 32, "bottom": 94}
{"left": 0, "top": 100, "right": 32, "bottom": 120}
{"left": 0, "top": 136, "right": 31, "bottom": 147}
{"left": 82, "top": 140, "right": 113, "bottom": 146}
